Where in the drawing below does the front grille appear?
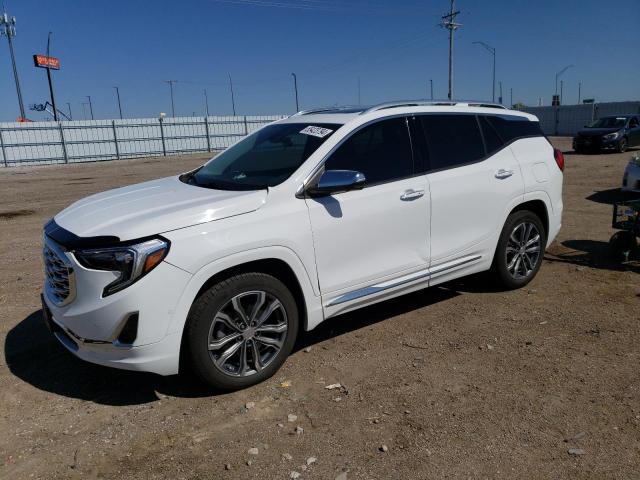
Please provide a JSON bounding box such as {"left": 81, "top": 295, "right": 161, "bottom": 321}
{"left": 43, "top": 237, "right": 75, "bottom": 306}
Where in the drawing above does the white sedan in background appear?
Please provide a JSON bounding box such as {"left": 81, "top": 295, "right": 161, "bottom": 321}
{"left": 622, "top": 154, "right": 640, "bottom": 193}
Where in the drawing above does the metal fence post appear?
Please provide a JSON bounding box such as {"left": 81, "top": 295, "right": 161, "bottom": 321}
{"left": 244, "top": 115, "right": 248, "bottom": 135}
{"left": 112, "top": 120, "right": 120, "bottom": 160}
{"left": 204, "top": 116, "right": 211, "bottom": 152}
{"left": 58, "top": 122, "right": 69, "bottom": 163}
{"left": 159, "top": 118, "right": 167, "bottom": 156}
{"left": 0, "top": 129, "right": 7, "bottom": 167}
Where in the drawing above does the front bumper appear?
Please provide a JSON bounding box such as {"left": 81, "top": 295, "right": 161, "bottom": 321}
{"left": 42, "top": 241, "right": 192, "bottom": 376}
{"left": 573, "top": 135, "right": 618, "bottom": 151}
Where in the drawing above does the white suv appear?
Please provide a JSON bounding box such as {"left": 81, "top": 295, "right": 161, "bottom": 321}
{"left": 42, "top": 101, "right": 564, "bottom": 390}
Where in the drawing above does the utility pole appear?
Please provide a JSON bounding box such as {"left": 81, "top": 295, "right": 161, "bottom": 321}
{"left": 578, "top": 81, "right": 581, "bottom": 104}
{"left": 291, "top": 72, "right": 299, "bottom": 112}
{"left": 204, "top": 89, "right": 209, "bottom": 116}
{"left": 228, "top": 73, "right": 236, "bottom": 116}
{"left": 560, "top": 80, "right": 563, "bottom": 105}
{"left": 86, "top": 95, "right": 94, "bottom": 120}
{"left": 66, "top": 102, "right": 72, "bottom": 120}
{"left": 1, "top": 9, "right": 26, "bottom": 119}
{"left": 440, "top": 0, "right": 461, "bottom": 100}
{"left": 164, "top": 80, "right": 177, "bottom": 117}
{"left": 473, "top": 41, "right": 496, "bottom": 102}
{"left": 44, "top": 32, "right": 59, "bottom": 121}
{"left": 81, "top": 102, "right": 88, "bottom": 120}
{"left": 498, "top": 81, "right": 503, "bottom": 104}
{"left": 357, "top": 76, "right": 361, "bottom": 105}
{"left": 113, "top": 86, "right": 123, "bottom": 119}
{"left": 510, "top": 87, "right": 513, "bottom": 108}
{"left": 430, "top": 78, "right": 433, "bottom": 100}
{"left": 555, "top": 64, "right": 574, "bottom": 97}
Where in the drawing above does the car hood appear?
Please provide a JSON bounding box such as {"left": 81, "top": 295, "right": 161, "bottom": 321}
{"left": 577, "top": 127, "right": 620, "bottom": 136}
{"left": 54, "top": 176, "right": 267, "bottom": 241}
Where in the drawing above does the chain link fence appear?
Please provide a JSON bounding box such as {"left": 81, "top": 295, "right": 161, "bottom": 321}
{"left": 0, "top": 115, "right": 286, "bottom": 167}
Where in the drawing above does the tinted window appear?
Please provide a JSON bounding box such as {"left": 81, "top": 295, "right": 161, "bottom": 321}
{"left": 479, "top": 116, "right": 503, "bottom": 154}
{"left": 324, "top": 117, "right": 413, "bottom": 185}
{"left": 486, "top": 115, "right": 543, "bottom": 142}
{"left": 186, "top": 123, "right": 339, "bottom": 190}
{"left": 420, "top": 114, "right": 484, "bottom": 171}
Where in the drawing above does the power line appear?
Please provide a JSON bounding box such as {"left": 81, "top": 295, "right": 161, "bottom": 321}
{"left": 440, "top": 0, "right": 461, "bottom": 101}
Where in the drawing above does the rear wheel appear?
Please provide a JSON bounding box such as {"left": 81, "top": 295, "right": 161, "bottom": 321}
{"left": 492, "top": 211, "right": 546, "bottom": 289}
{"left": 184, "top": 272, "right": 298, "bottom": 391}
{"left": 608, "top": 231, "right": 638, "bottom": 262}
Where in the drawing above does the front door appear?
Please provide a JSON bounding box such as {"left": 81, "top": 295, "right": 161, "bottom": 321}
{"left": 305, "top": 117, "right": 430, "bottom": 296}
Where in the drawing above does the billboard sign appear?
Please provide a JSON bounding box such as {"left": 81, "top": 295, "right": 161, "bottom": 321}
{"left": 33, "top": 54, "right": 60, "bottom": 70}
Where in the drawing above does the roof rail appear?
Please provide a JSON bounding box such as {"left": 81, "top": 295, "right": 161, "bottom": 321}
{"left": 290, "top": 105, "right": 364, "bottom": 117}
{"left": 361, "top": 99, "right": 507, "bottom": 114}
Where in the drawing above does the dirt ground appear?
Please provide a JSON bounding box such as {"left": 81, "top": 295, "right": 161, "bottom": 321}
{"left": 0, "top": 139, "right": 638, "bottom": 480}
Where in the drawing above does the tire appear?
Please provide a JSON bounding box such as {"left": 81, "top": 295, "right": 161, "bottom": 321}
{"left": 492, "top": 210, "right": 547, "bottom": 289}
{"left": 184, "top": 272, "right": 299, "bottom": 391}
{"left": 617, "top": 137, "right": 628, "bottom": 153}
{"left": 608, "top": 231, "right": 638, "bottom": 262}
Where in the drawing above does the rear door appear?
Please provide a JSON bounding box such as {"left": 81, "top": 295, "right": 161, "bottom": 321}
{"left": 419, "top": 113, "right": 524, "bottom": 265}
{"left": 628, "top": 117, "right": 640, "bottom": 146}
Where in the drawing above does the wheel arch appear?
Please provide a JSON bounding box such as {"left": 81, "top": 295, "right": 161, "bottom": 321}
{"left": 509, "top": 199, "right": 549, "bottom": 237}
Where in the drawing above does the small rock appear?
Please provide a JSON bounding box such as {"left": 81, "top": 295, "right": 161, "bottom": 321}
{"left": 306, "top": 456, "right": 317, "bottom": 466}
{"left": 333, "top": 397, "right": 342, "bottom": 402}
{"left": 282, "top": 453, "right": 293, "bottom": 461}
{"left": 246, "top": 460, "right": 253, "bottom": 466}
{"left": 300, "top": 465, "right": 307, "bottom": 471}
{"left": 288, "top": 414, "right": 298, "bottom": 422}
{"left": 245, "top": 401, "right": 256, "bottom": 409}
{"left": 486, "top": 344, "right": 494, "bottom": 350}
{"left": 290, "top": 471, "right": 301, "bottom": 479}
{"left": 247, "top": 447, "right": 259, "bottom": 455}
{"left": 325, "top": 383, "right": 342, "bottom": 390}
{"left": 372, "top": 419, "right": 380, "bottom": 424}
{"left": 295, "top": 426, "right": 304, "bottom": 435}
{"left": 568, "top": 448, "right": 586, "bottom": 456}
{"left": 539, "top": 321, "right": 548, "bottom": 325}
{"left": 277, "top": 423, "right": 285, "bottom": 428}
{"left": 224, "top": 463, "right": 231, "bottom": 470}
{"left": 335, "top": 473, "right": 348, "bottom": 480}
{"left": 404, "top": 410, "right": 410, "bottom": 414}
{"left": 304, "top": 346, "right": 312, "bottom": 353}
{"left": 379, "top": 444, "right": 389, "bottom": 453}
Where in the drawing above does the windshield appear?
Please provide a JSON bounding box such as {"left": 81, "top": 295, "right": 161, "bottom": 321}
{"left": 587, "top": 117, "right": 628, "bottom": 128}
{"left": 182, "top": 123, "right": 340, "bottom": 190}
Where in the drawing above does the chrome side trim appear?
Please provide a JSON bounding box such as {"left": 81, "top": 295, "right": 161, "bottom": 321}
{"left": 325, "top": 254, "right": 482, "bottom": 308}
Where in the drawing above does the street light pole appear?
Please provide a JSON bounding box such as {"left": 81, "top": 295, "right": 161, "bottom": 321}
{"left": 430, "top": 78, "right": 433, "bottom": 100}
{"left": 113, "top": 86, "right": 123, "bottom": 119}
{"left": 555, "top": 64, "right": 574, "bottom": 97}
{"left": 578, "top": 81, "right": 582, "bottom": 104}
{"left": 86, "top": 95, "right": 94, "bottom": 120}
{"left": 1, "top": 10, "right": 26, "bottom": 119}
{"left": 204, "top": 89, "right": 210, "bottom": 117}
{"left": 472, "top": 41, "right": 496, "bottom": 102}
{"left": 291, "top": 72, "right": 299, "bottom": 112}
{"left": 66, "top": 102, "right": 72, "bottom": 120}
{"left": 45, "top": 31, "right": 59, "bottom": 121}
{"left": 510, "top": 87, "right": 513, "bottom": 108}
{"left": 498, "top": 81, "right": 503, "bottom": 104}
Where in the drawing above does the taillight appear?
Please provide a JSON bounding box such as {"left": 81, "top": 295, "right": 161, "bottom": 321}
{"left": 553, "top": 148, "right": 565, "bottom": 172}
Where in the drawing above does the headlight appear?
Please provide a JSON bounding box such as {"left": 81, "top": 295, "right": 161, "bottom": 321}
{"left": 74, "top": 238, "right": 169, "bottom": 296}
{"left": 603, "top": 132, "right": 620, "bottom": 140}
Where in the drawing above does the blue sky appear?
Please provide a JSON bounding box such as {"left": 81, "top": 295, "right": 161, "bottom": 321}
{"left": 1, "top": 0, "right": 638, "bottom": 121}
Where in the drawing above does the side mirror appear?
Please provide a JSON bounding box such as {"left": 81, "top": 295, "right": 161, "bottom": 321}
{"left": 307, "top": 170, "right": 366, "bottom": 196}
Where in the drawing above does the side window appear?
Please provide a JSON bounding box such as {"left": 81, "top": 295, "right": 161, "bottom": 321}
{"left": 486, "top": 115, "right": 543, "bottom": 142}
{"left": 629, "top": 117, "right": 639, "bottom": 128}
{"left": 478, "top": 115, "right": 504, "bottom": 154}
{"left": 420, "top": 114, "right": 484, "bottom": 171}
{"left": 324, "top": 117, "right": 413, "bottom": 185}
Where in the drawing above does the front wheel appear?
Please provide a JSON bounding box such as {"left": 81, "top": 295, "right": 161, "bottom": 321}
{"left": 184, "top": 272, "right": 299, "bottom": 391}
{"left": 492, "top": 211, "right": 546, "bottom": 289}
{"left": 617, "top": 137, "right": 628, "bottom": 153}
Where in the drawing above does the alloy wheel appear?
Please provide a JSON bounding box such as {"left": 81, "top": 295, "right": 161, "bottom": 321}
{"left": 505, "top": 222, "right": 541, "bottom": 280}
{"left": 208, "top": 291, "right": 288, "bottom": 377}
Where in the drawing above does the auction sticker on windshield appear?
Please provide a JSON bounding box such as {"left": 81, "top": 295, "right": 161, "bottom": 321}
{"left": 300, "top": 126, "right": 333, "bottom": 138}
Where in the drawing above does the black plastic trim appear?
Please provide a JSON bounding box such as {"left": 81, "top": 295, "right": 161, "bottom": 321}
{"left": 44, "top": 219, "right": 120, "bottom": 250}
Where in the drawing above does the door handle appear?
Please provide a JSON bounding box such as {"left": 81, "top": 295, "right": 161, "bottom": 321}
{"left": 400, "top": 189, "right": 425, "bottom": 201}
{"left": 495, "top": 168, "right": 514, "bottom": 179}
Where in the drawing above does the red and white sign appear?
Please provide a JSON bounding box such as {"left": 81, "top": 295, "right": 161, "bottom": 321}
{"left": 33, "top": 54, "right": 60, "bottom": 70}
